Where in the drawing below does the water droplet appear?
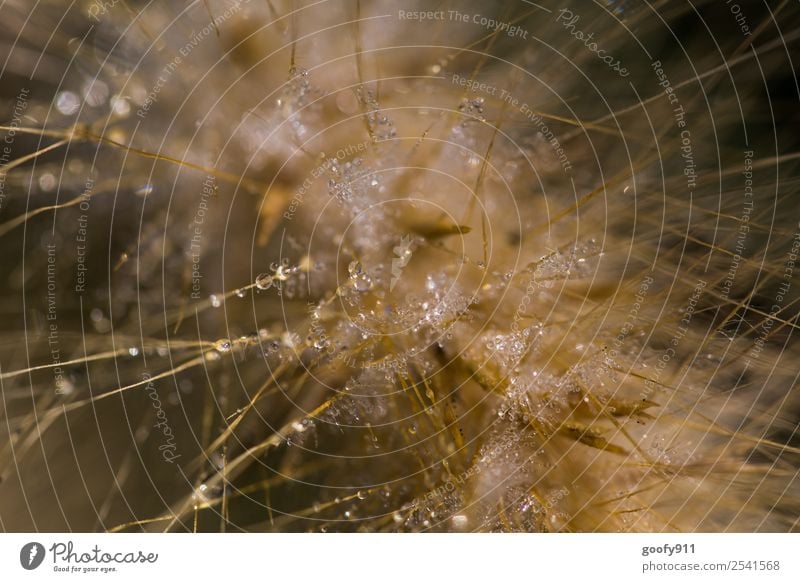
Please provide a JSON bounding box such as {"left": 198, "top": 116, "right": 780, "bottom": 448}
{"left": 135, "top": 183, "right": 154, "bottom": 197}
{"left": 348, "top": 261, "right": 363, "bottom": 276}
{"left": 56, "top": 91, "right": 80, "bottom": 115}
{"left": 209, "top": 294, "right": 221, "bottom": 308}
{"left": 255, "top": 273, "right": 273, "bottom": 290}
{"left": 272, "top": 264, "right": 289, "bottom": 282}
{"left": 110, "top": 95, "right": 130, "bottom": 117}
{"left": 234, "top": 287, "right": 247, "bottom": 298}
{"left": 452, "top": 514, "right": 468, "bottom": 529}
{"left": 214, "top": 338, "right": 232, "bottom": 353}
{"left": 356, "top": 490, "right": 369, "bottom": 500}
{"left": 135, "top": 425, "right": 149, "bottom": 441}
{"left": 128, "top": 347, "right": 140, "bottom": 357}
{"left": 192, "top": 483, "right": 209, "bottom": 505}
{"left": 82, "top": 80, "right": 109, "bottom": 107}
{"left": 38, "top": 173, "right": 57, "bottom": 192}
{"left": 353, "top": 275, "right": 372, "bottom": 292}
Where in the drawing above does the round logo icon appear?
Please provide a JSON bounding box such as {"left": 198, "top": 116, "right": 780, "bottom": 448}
{"left": 20, "top": 542, "right": 46, "bottom": 570}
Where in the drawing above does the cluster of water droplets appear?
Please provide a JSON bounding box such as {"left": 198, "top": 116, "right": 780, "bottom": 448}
{"left": 326, "top": 157, "right": 382, "bottom": 217}
{"left": 55, "top": 77, "right": 130, "bottom": 121}
{"left": 416, "top": 274, "right": 473, "bottom": 329}
{"left": 398, "top": 488, "right": 465, "bottom": 531}
{"left": 457, "top": 96, "right": 486, "bottom": 125}
{"left": 204, "top": 259, "right": 307, "bottom": 309}
{"left": 496, "top": 379, "right": 536, "bottom": 424}
{"left": 254, "top": 258, "right": 302, "bottom": 294}
{"left": 500, "top": 353, "right": 602, "bottom": 429}
{"left": 528, "top": 239, "right": 601, "bottom": 283}
{"left": 276, "top": 67, "right": 320, "bottom": 140}
{"left": 448, "top": 96, "right": 489, "bottom": 170}
{"left": 203, "top": 327, "right": 301, "bottom": 365}
{"left": 345, "top": 260, "right": 373, "bottom": 293}
{"left": 486, "top": 324, "right": 544, "bottom": 370}
{"left": 357, "top": 86, "right": 397, "bottom": 142}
